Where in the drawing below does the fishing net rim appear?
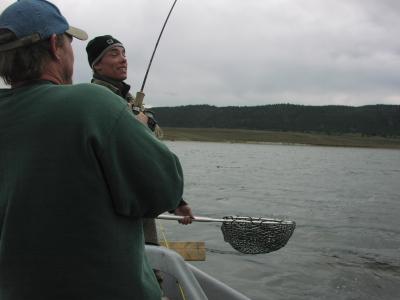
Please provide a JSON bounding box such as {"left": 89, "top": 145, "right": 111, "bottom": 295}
{"left": 222, "top": 216, "right": 295, "bottom": 225}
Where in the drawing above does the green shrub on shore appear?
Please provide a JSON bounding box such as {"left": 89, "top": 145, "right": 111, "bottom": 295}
{"left": 162, "top": 127, "right": 400, "bottom": 149}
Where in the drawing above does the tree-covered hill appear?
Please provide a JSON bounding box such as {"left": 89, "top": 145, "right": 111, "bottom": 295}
{"left": 152, "top": 104, "right": 400, "bottom": 137}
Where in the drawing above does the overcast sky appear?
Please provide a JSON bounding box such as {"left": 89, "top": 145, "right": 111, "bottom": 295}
{"left": 1, "top": 0, "right": 400, "bottom": 107}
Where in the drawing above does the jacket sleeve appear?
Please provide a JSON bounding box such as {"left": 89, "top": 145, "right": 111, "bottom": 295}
{"left": 98, "top": 106, "right": 183, "bottom": 218}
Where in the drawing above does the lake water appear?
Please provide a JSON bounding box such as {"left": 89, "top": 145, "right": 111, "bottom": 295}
{"left": 157, "top": 141, "right": 400, "bottom": 300}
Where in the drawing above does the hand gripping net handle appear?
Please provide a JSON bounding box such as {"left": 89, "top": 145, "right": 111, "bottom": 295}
{"left": 157, "top": 215, "right": 296, "bottom": 254}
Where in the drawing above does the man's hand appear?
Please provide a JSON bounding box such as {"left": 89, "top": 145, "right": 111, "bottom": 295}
{"left": 135, "top": 112, "right": 148, "bottom": 125}
{"left": 174, "top": 204, "right": 194, "bottom": 225}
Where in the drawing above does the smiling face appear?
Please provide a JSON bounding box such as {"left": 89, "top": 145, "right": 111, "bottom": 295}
{"left": 93, "top": 46, "right": 127, "bottom": 81}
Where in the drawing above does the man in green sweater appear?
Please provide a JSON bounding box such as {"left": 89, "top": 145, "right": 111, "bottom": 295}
{"left": 0, "top": 1, "right": 183, "bottom": 300}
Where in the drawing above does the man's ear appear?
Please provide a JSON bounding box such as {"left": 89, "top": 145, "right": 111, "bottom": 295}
{"left": 48, "top": 34, "right": 61, "bottom": 61}
{"left": 93, "top": 63, "right": 102, "bottom": 73}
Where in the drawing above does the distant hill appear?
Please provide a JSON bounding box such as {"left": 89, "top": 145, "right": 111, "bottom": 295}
{"left": 152, "top": 104, "right": 400, "bottom": 137}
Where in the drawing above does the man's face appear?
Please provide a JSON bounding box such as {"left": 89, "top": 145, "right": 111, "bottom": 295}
{"left": 94, "top": 47, "right": 127, "bottom": 81}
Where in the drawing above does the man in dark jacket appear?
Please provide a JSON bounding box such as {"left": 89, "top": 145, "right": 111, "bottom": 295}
{"left": 0, "top": 1, "right": 184, "bottom": 299}
{"left": 87, "top": 35, "right": 162, "bottom": 137}
{"left": 86, "top": 35, "right": 194, "bottom": 245}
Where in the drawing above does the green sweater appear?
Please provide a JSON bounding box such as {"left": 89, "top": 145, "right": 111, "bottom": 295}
{"left": 0, "top": 82, "right": 183, "bottom": 299}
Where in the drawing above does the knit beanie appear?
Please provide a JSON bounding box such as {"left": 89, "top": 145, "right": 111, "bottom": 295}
{"left": 86, "top": 35, "right": 124, "bottom": 68}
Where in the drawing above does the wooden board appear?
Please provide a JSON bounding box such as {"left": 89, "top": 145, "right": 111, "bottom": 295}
{"left": 159, "top": 241, "right": 206, "bottom": 261}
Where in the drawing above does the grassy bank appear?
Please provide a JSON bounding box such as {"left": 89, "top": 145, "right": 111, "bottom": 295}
{"left": 161, "top": 127, "right": 400, "bottom": 149}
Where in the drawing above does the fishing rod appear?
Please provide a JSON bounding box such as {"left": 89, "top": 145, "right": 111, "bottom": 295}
{"left": 133, "top": 0, "right": 179, "bottom": 108}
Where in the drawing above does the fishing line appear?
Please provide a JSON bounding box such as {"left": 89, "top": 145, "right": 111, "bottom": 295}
{"left": 157, "top": 220, "right": 187, "bottom": 300}
{"left": 157, "top": 220, "right": 171, "bottom": 250}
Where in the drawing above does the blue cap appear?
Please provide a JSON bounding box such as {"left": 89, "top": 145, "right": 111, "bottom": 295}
{"left": 0, "top": 0, "right": 87, "bottom": 51}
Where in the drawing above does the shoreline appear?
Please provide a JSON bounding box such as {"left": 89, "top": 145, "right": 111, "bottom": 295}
{"left": 161, "top": 127, "right": 400, "bottom": 150}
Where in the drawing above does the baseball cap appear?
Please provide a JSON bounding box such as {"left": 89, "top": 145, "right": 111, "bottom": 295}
{"left": 0, "top": 0, "right": 88, "bottom": 52}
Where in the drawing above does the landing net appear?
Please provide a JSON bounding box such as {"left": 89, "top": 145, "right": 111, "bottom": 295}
{"left": 221, "top": 216, "right": 296, "bottom": 254}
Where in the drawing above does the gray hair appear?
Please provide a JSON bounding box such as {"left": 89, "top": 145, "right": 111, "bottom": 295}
{"left": 0, "top": 29, "right": 65, "bottom": 86}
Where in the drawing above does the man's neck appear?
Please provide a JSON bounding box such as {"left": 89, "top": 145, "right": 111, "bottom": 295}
{"left": 93, "top": 73, "right": 122, "bottom": 85}
{"left": 92, "top": 73, "right": 131, "bottom": 98}
{"left": 40, "top": 60, "right": 72, "bottom": 85}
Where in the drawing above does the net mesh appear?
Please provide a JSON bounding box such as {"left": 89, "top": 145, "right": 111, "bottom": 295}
{"left": 221, "top": 216, "right": 296, "bottom": 254}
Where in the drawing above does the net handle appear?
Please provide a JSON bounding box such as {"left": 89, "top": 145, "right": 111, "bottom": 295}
{"left": 157, "top": 214, "right": 293, "bottom": 224}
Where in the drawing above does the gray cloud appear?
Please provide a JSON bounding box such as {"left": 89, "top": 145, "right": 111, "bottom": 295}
{"left": 1, "top": 0, "right": 400, "bottom": 107}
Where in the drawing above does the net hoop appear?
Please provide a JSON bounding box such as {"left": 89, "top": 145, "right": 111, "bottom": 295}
{"left": 221, "top": 216, "right": 296, "bottom": 254}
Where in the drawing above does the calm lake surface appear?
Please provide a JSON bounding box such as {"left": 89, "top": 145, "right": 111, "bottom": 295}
{"left": 158, "top": 141, "right": 400, "bottom": 300}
